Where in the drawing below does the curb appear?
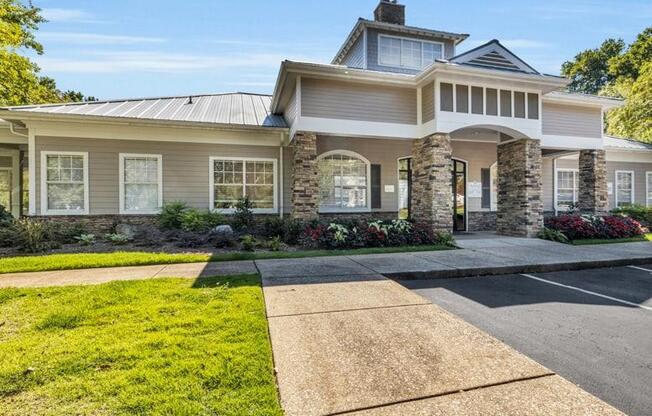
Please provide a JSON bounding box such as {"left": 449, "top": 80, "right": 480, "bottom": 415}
{"left": 385, "top": 257, "right": 652, "bottom": 280}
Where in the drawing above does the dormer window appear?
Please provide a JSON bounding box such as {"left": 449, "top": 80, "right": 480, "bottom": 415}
{"left": 378, "top": 35, "right": 443, "bottom": 70}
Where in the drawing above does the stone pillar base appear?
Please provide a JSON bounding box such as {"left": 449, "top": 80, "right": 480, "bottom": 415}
{"left": 578, "top": 149, "right": 608, "bottom": 215}
{"left": 410, "top": 133, "right": 453, "bottom": 234}
{"left": 497, "top": 138, "right": 543, "bottom": 237}
{"left": 291, "top": 132, "right": 319, "bottom": 221}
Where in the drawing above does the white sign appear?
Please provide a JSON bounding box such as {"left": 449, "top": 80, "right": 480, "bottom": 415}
{"left": 607, "top": 182, "right": 613, "bottom": 195}
{"left": 384, "top": 185, "right": 395, "bottom": 193}
{"left": 467, "top": 182, "right": 482, "bottom": 198}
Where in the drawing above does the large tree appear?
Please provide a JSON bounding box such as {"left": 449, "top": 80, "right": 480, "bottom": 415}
{"left": 0, "top": 0, "right": 92, "bottom": 106}
{"left": 562, "top": 27, "right": 652, "bottom": 142}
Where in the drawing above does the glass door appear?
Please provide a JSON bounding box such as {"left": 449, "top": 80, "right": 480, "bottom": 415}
{"left": 452, "top": 159, "right": 466, "bottom": 232}
{"left": 0, "top": 169, "right": 11, "bottom": 211}
{"left": 398, "top": 158, "right": 411, "bottom": 219}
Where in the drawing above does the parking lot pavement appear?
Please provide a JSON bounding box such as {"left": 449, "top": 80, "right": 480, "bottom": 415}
{"left": 400, "top": 266, "right": 652, "bottom": 416}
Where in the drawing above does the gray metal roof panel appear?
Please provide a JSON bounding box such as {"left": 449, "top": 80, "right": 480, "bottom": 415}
{"left": 1, "top": 93, "right": 287, "bottom": 129}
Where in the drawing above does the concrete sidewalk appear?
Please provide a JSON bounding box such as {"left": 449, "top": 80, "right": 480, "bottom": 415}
{"left": 262, "top": 272, "right": 624, "bottom": 415}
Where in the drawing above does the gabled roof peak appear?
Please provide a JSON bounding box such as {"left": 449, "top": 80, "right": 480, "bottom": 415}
{"left": 451, "top": 39, "right": 539, "bottom": 75}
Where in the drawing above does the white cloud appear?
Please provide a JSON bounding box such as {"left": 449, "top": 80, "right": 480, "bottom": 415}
{"left": 39, "top": 32, "right": 166, "bottom": 45}
{"left": 41, "top": 8, "right": 99, "bottom": 23}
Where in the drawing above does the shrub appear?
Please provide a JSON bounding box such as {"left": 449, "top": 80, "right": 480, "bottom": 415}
{"left": 158, "top": 201, "right": 189, "bottom": 230}
{"left": 0, "top": 204, "right": 13, "bottom": 226}
{"left": 267, "top": 236, "right": 283, "bottom": 252}
{"left": 240, "top": 234, "right": 257, "bottom": 251}
{"left": 538, "top": 227, "right": 570, "bottom": 244}
{"left": 233, "top": 197, "right": 254, "bottom": 230}
{"left": 51, "top": 222, "right": 88, "bottom": 244}
{"left": 14, "top": 218, "right": 53, "bottom": 253}
{"left": 545, "top": 214, "right": 643, "bottom": 241}
{"left": 262, "top": 217, "right": 304, "bottom": 245}
{"left": 180, "top": 209, "right": 223, "bottom": 232}
{"left": 612, "top": 204, "right": 652, "bottom": 226}
{"left": 105, "top": 233, "right": 131, "bottom": 245}
{"left": 75, "top": 234, "right": 96, "bottom": 246}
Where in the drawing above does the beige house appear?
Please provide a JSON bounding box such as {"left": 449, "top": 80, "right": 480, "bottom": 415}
{"left": 1, "top": 0, "right": 651, "bottom": 237}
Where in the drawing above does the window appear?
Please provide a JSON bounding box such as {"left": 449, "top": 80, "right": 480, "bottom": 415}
{"left": 615, "top": 171, "right": 634, "bottom": 207}
{"left": 500, "top": 90, "right": 512, "bottom": 117}
{"left": 210, "top": 157, "right": 277, "bottom": 213}
{"left": 647, "top": 172, "right": 652, "bottom": 207}
{"left": 318, "top": 151, "right": 369, "bottom": 211}
{"left": 440, "top": 83, "right": 454, "bottom": 112}
{"left": 456, "top": 85, "right": 469, "bottom": 113}
{"left": 0, "top": 169, "right": 10, "bottom": 210}
{"left": 556, "top": 169, "right": 579, "bottom": 210}
{"left": 527, "top": 93, "right": 539, "bottom": 120}
{"left": 379, "top": 35, "right": 443, "bottom": 69}
{"left": 481, "top": 168, "right": 491, "bottom": 209}
{"left": 119, "top": 154, "right": 162, "bottom": 214}
{"left": 41, "top": 152, "right": 88, "bottom": 214}
{"left": 471, "top": 87, "right": 484, "bottom": 115}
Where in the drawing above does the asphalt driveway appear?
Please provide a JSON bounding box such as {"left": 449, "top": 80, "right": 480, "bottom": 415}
{"left": 401, "top": 265, "right": 652, "bottom": 416}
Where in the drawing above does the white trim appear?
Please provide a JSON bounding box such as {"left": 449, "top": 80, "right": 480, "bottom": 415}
{"left": 279, "top": 145, "right": 284, "bottom": 218}
{"left": 0, "top": 149, "right": 20, "bottom": 217}
{"left": 296, "top": 116, "right": 418, "bottom": 140}
{"left": 647, "top": 172, "right": 652, "bottom": 208}
{"left": 118, "top": 153, "right": 163, "bottom": 215}
{"left": 377, "top": 34, "right": 444, "bottom": 70}
{"left": 208, "top": 156, "right": 278, "bottom": 214}
{"left": 28, "top": 132, "right": 36, "bottom": 215}
{"left": 615, "top": 170, "right": 635, "bottom": 207}
{"left": 40, "top": 151, "right": 89, "bottom": 215}
{"left": 554, "top": 168, "right": 579, "bottom": 212}
{"left": 362, "top": 27, "right": 368, "bottom": 69}
{"left": 316, "top": 149, "right": 371, "bottom": 213}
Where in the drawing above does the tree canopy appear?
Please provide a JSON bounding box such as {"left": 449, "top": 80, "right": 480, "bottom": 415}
{"left": 562, "top": 27, "right": 652, "bottom": 142}
{"left": 0, "top": 0, "right": 93, "bottom": 106}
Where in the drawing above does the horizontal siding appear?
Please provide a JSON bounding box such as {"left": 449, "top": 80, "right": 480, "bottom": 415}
{"left": 35, "top": 136, "right": 282, "bottom": 215}
{"left": 451, "top": 141, "right": 498, "bottom": 212}
{"left": 341, "top": 35, "right": 365, "bottom": 68}
{"left": 0, "top": 156, "right": 12, "bottom": 168}
{"left": 301, "top": 77, "right": 417, "bottom": 125}
{"left": 422, "top": 82, "right": 435, "bottom": 122}
{"left": 284, "top": 86, "right": 297, "bottom": 127}
{"left": 317, "top": 136, "right": 412, "bottom": 213}
{"left": 366, "top": 28, "right": 455, "bottom": 75}
{"left": 542, "top": 103, "right": 602, "bottom": 138}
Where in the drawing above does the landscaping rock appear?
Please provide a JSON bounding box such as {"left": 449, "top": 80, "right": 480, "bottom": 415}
{"left": 210, "top": 225, "right": 235, "bottom": 247}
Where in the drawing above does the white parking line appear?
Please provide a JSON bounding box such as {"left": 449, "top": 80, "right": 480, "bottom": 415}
{"left": 627, "top": 265, "right": 652, "bottom": 273}
{"left": 520, "top": 274, "right": 652, "bottom": 311}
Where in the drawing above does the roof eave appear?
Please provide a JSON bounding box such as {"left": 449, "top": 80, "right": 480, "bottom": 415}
{"left": 542, "top": 92, "right": 624, "bottom": 110}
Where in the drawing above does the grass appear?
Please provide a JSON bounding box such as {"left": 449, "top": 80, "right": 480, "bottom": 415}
{"left": 0, "top": 274, "right": 283, "bottom": 416}
{"left": 571, "top": 233, "right": 652, "bottom": 245}
{"left": 0, "top": 244, "right": 453, "bottom": 274}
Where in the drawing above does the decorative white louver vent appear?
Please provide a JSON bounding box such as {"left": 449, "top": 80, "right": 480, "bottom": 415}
{"left": 451, "top": 40, "right": 539, "bottom": 74}
{"left": 467, "top": 51, "right": 522, "bottom": 71}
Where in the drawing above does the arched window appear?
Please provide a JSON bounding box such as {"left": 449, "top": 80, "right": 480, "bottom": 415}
{"left": 317, "top": 151, "right": 369, "bottom": 211}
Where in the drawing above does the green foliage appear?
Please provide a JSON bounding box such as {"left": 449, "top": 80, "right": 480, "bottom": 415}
{"left": 239, "top": 235, "right": 257, "bottom": 251}
{"left": 0, "top": 204, "right": 13, "bottom": 225}
{"left": 262, "top": 217, "right": 304, "bottom": 244}
{"left": 13, "top": 218, "right": 52, "bottom": 253}
{"left": 74, "top": 234, "right": 96, "bottom": 246}
{"left": 232, "top": 197, "right": 254, "bottom": 230}
{"left": 105, "top": 233, "right": 131, "bottom": 245}
{"left": 0, "top": 276, "right": 283, "bottom": 415}
{"left": 561, "top": 38, "right": 625, "bottom": 94}
{"left": 267, "top": 236, "right": 283, "bottom": 252}
{"left": 158, "top": 201, "right": 189, "bottom": 229}
{"left": 612, "top": 204, "right": 652, "bottom": 225}
{"left": 434, "top": 231, "right": 457, "bottom": 247}
{"left": 0, "top": 0, "right": 90, "bottom": 106}
{"left": 538, "top": 227, "right": 570, "bottom": 244}
{"left": 51, "top": 222, "right": 88, "bottom": 244}
{"left": 180, "top": 209, "right": 223, "bottom": 232}
{"left": 605, "top": 61, "right": 652, "bottom": 142}
{"left": 609, "top": 27, "right": 652, "bottom": 82}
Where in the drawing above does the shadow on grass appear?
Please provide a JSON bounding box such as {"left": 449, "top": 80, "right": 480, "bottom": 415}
{"left": 191, "top": 273, "right": 260, "bottom": 289}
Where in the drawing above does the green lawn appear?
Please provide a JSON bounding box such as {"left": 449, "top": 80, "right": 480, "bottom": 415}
{"left": 571, "top": 233, "right": 652, "bottom": 245}
{"left": 0, "top": 274, "right": 282, "bottom": 416}
{"left": 0, "top": 244, "right": 453, "bottom": 274}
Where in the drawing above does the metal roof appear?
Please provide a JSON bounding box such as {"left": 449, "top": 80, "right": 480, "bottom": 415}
{"left": 1, "top": 93, "right": 287, "bottom": 128}
{"left": 604, "top": 136, "right": 652, "bottom": 151}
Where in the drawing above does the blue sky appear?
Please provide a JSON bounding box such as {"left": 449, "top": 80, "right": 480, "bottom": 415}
{"left": 29, "top": 0, "right": 652, "bottom": 100}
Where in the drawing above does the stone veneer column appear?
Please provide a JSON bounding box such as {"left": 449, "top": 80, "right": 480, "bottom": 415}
{"left": 291, "top": 132, "right": 319, "bottom": 221}
{"left": 578, "top": 149, "right": 608, "bottom": 215}
{"left": 410, "top": 133, "right": 453, "bottom": 233}
{"left": 497, "top": 138, "right": 543, "bottom": 237}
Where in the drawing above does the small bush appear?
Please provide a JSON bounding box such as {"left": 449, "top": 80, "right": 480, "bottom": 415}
{"left": 51, "top": 222, "right": 88, "bottom": 244}
{"left": 545, "top": 214, "right": 643, "bottom": 241}
{"left": 180, "top": 209, "right": 223, "bottom": 232}
{"left": 105, "top": 233, "right": 131, "bottom": 245}
{"left": 538, "top": 227, "right": 570, "bottom": 244}
{"left": 267, "top": 236, "right": 283, "bottom": 252}
{"left": 75, "top": 234, "right": 96, "bottom": 246}
{"left": 240, "top": 234, "right": 257, "bottom": 251}
{"left": 263, "top": 217, "right": 303, "bottom": 245}
{"left": 0, "top": 204, "right": 13, "bottom": 226}
{"left": 233, "top": 197, "right": 254, "bottom": 230}
{"left": 14, "top": 218, "right": 53, "bottom": 253}
{"left": 158, "top": 201, "right": 189, "bottom": 230}
{"left": 612, "top": 204, "right": 652, "bottom": 226}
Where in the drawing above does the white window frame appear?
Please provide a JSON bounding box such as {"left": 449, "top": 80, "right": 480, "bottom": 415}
{"left": 647, "top": 172, "right": 652, "bottom": 207}
{"left": 317, "top": 150, "right": 371, "bottom": 213}
{"left": 40, "top": 151, "right": 89, "bottom": 215}
{"left": 554, "top": 168, "right": 579, "bottom": 211}
{"left": 209, "top": 156, "right": 278, "bottom": 214}
{"left": 378, "top": 34, "right": 444, "bottom": 70}
{"left": 119, "top": 153, "right": 163, "bottom": 215}
{"left": 615, "top": 170, "right": 635, "bottom": 207}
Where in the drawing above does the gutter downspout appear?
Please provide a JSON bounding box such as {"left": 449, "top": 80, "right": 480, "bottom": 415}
{"left": 553, "top": 157, "right": 558, "bottom": 216}
{"left": 9, "top": 122, "right": 28, "bottom": 138}
{"left": 279, "top": 137, "right": 284, "bottom": 219}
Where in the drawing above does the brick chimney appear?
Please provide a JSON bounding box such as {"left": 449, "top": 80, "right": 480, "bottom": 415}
{"left": 374, "top": 0, "right": 405, "bottom": 25}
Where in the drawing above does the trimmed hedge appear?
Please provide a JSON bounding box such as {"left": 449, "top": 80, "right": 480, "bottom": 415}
{"left": 544, "top": 214, "right": 644, "bottom": 241}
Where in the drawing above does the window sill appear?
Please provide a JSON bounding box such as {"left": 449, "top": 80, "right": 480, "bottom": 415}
{"left": 41, "top": 210, "right": 88, "bottom": 216}
{"left": 213, "top": 208, "right": 278, "bottom": 215}
{"left": 319, "top": 208, "right": 371, "bottom": 214}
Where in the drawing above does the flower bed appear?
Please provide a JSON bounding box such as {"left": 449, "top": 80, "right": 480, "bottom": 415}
{"left": 543, "top": 214, "right": 644, "bottom": 242}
